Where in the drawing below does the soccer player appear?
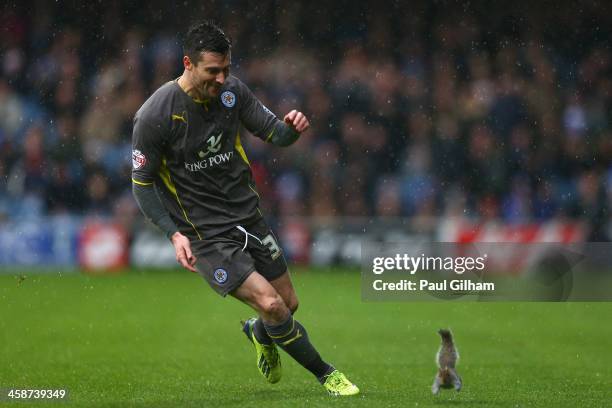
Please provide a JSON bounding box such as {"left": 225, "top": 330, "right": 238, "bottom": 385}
{"left": 131, "top": 20, "right": 359, "bottom": 396}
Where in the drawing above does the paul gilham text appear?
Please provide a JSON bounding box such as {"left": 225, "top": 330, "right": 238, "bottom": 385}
{"left": 373, "top": 279, "right": 495, "bottom": 292}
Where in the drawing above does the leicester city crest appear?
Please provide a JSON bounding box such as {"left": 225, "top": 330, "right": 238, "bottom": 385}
{"left": 220, "top": 91, "right": 236, "bottom": 108}
{"left": 213, "top": 268, "right": 228, "bottom": 284}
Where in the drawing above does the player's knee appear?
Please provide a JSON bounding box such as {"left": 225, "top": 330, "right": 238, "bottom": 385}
{"left": 258, "top": 294, "right": 288, "bottom": 319}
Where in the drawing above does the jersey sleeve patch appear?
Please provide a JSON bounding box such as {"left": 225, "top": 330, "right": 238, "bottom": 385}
{"left": 132, "top": 149, "right": 147, "bottom": 170}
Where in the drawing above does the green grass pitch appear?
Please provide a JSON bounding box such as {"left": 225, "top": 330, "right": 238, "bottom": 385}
{"left": 1, "top": 268, "right": 611, "bottom": 407}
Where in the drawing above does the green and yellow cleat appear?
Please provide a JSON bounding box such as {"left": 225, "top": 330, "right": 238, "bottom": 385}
{"left": 241, "top": 318, "right": 282, "bottom": 384}
{"left": 322, "top": 370, "right": 360, "bottom": 396}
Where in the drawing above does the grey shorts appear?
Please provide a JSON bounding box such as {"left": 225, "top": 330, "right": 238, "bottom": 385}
{"left": 192, "top": 218, "right": 288, "bottom": 296}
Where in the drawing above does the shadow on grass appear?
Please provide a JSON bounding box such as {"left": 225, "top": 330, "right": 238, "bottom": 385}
{"left": 94, "top": 388, "right": 317, "bottom": 408}
{"left": 105, "top": 396, "right": 507, "bottom": 408}
{"left": 87, "top": 387, "right": 509, "bottom": 408}
{"left": 430, "top": 400, "right": 505, "bottom": 406}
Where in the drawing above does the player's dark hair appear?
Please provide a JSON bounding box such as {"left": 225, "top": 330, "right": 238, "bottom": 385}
{"left": 183, "top": 20, "right": 231, "bottom": 65}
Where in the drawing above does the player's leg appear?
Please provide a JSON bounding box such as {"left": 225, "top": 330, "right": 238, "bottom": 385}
{"left": 269, "top": 271, "right": 298, "bottom": 314}
{"left": 268, "top": 272, "right": 360, "bottom": 395}
{"left": 238, "top": 224, "right": 297, "bottom": 346}
{"left": 232, "top": 271, "right": 290, "bottom": 324}
{"left": 239, "top": 271, "right": 297, "bottom": 351}
{"left": 233, "top": 271, "right": 298, "bottom": 386}
{"left": 234, "top": 271, "right": 359, "bottom": 395}
{"left": 231, "top": 272, "right": 285, "bottom": 383}
{"left": 239, "top": 220, "right": 359, "bottom": 395}
{"left": 191, "top": 237, "right": 283, "bottom": 384}
{"left": 233, "top": 272, "right": 333, "bottom": 378}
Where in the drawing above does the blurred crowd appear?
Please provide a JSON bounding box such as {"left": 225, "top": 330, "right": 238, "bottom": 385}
{"left": 0, "top": 1, "right": 610, "bottom": 236}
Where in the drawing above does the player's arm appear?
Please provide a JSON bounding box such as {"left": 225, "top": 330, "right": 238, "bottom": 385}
{"left": 131, "top": 183, "right": 178, "bottom": 240}
{"left": 133, "top": 184, "right": 196, "bottom": 272}
{"left": 238, "top": 81, "right": 309, "bottom": 146}
{"left": 131, "top": 116, "right": 196, "bottom": 272}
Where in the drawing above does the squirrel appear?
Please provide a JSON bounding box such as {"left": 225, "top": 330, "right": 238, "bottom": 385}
{"left": 432, "top": 329, "right": 462, "bottom": 395}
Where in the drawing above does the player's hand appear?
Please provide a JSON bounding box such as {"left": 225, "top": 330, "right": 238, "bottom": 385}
{"left": 284, "top": 110, "right": 310, "bottom": 133}
{"left": 171, "top": 232, "right": 197, "bottom": 273}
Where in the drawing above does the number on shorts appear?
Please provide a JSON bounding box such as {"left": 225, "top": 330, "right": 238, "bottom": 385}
{"left": 262, "top": 234, "right": 281, "bottom": 260}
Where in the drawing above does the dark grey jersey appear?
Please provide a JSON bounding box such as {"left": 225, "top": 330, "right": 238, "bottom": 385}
{"left": 132, "top": 76, "right": 280, "bottom": 240}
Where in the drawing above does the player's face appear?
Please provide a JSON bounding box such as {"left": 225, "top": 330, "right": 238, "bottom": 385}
{"left": 191, "top": 52, "right": 231, "bottom": 98}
